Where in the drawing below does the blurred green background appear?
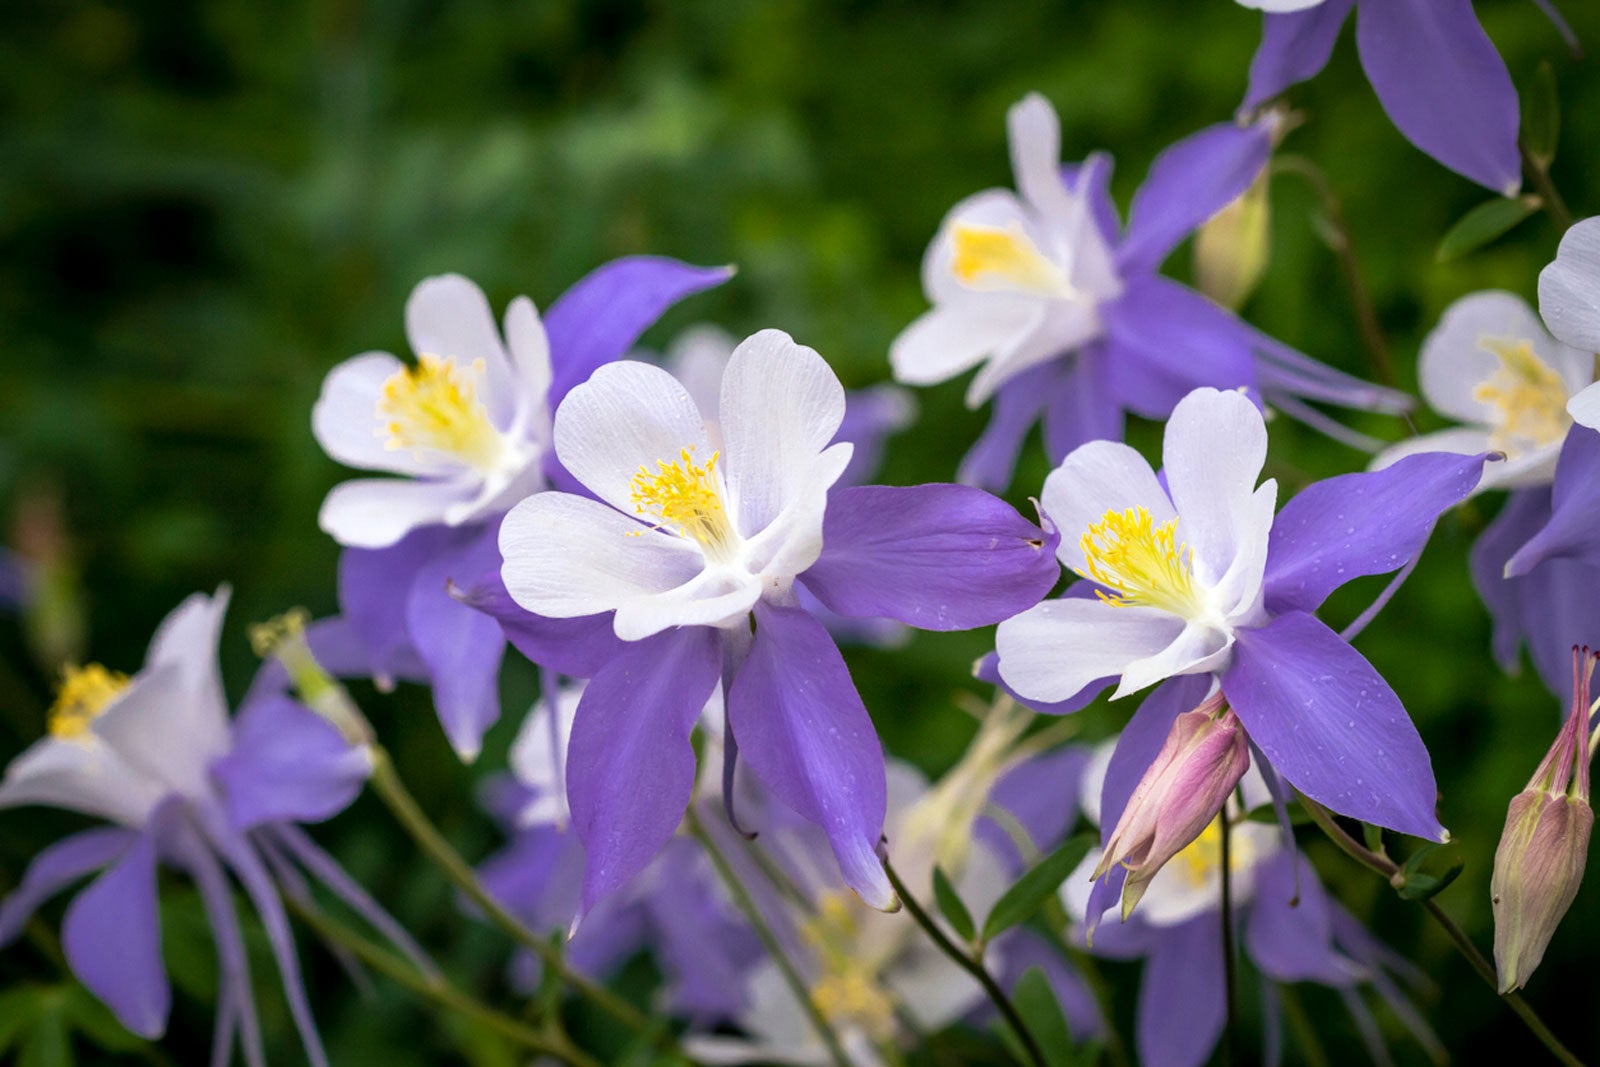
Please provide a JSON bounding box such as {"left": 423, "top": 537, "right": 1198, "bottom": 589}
{"left": 1, "top": 0, "right": 1598, "bottom": 1063}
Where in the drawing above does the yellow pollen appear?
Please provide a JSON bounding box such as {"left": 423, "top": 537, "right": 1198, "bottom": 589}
{"left": 949, "top": 222, "right": 1073, "bottom": 298}
{"left": 1173, "top": 818, "right": 1225, "bottom": 889}
{"left": 1472, "top": 337, "right": 1571, "bottom": 455}
{"left": 629, "top": 447, "right": 735, "bottom": 555}
{"left": 376, "top": 355, "right": 504, "bottom": 470}
{"left": 48, "top": 663, "right": 129, "bottom": 739}
{"left": 1078, "top": 506, "right": 1202, "bottom": 615}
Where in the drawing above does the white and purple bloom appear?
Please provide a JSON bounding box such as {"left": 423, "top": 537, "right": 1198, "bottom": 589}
{"left": 497, "top": 329, "right": 1059, "bottom": 915}
{"left": 890, "top": 93, "right": 1406, "bottom": 490}
{"left": 1240, "top": 0, "right": 1522, "bottom": 195}
{"left": 0, "top": 591, "right": 422, "bottom": 1067}
{"left": 308, "top": 258, "right": 730, "bottom": 758}
{"left": 996, "top": 387, "right": 1490, "bottom": 845}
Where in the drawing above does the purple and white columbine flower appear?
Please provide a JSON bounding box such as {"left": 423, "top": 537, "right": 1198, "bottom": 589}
{"left": 308, "top": 259, "right": 729, "bottom": 758}
{"left": 498, "top": 329, "right": 1059, "bottom": 914}
{"left": 996, "top": 387, "right": 1490, "bottom": 843}
{"left": 0, "top": 591, "right": 423, "bottom": 1067}
{"left": 1240, "top": 0, "right": 1522, "bottom": 194}
{"left": 890, "top": 93, "right": 1406, "bottom": 489}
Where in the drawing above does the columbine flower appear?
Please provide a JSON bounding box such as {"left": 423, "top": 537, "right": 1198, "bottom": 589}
{"left": 1373, "top": 291, "right": 1590, "bottom": 489}
{"left": 498, "top": 329, "right": 1059, "bottom": 915}
{"left": 308, "top": 258, "right": 729, "bottom": 758}
{"left": 889, "top": 93, "right": 1406, "bottom": 489}
{"left": 1544, "top": 218, "right": 1600, "bottom": 432}
{"left": 1239, "top": 0, "right": 1521, "bottom": 194}
{"left": 997, "top": 387, "right": 1491, "bottom": 842}
{"left": 1063, "top": 738, "right": 1442, "bottom": 1067}
{"left": 1492, "top": 647, "right": 1596, "bottom": 992}
{"left": 0, "top": 592, "right": 423, "bottom": 1066}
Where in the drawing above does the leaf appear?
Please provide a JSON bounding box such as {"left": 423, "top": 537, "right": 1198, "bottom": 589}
{"left": 1394, "top": 842, "right": 1465, "bottom": 902}
{"left": 16, "top": 1010, "right": 71, "bottom": 1067}
{"left": 982, "top": 835, "right": 1094, "bottom": 942}
{"left": 1522, "top": 60, "right": 1560, "bottom": 168}
{"left": 64, "top": 985, "right": 146, "bottom": 1053}
{"left": 1012, "top": 967, "right": 1075, "bottom": 1067}
{"left": 0, "top": 987, "right": 46, "bottom": 1056}
{"left": 932, "top": 866, "right": 976, "bottom": 943}
{"left": 1436, "top": 197, "right": 1540, "bottom": 262}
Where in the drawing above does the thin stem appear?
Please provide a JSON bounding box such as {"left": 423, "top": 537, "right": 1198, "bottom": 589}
{"left": 365, "top": 747, "right": 658, "bottom": 1041}
{"left": 1219, "top": 815, "right": 1238, "bottom": 1067}
{"left": 881, "top": 858, "right": 1048, "bottom": 1067}
{"left": 287, "top": 897, "right": 601, "bottom": 1067}
{"left": 1298, "top": 796, "right": 1585, "bottom": 1067}
{"left": 687, "top": 808, "right": 853, "bottom": 1067}
{"left": 1272, "top": 155, "right": 1396, "bottom": 387}
{"left": 1522, "top": 142, "right": 1575, "bottom": 231}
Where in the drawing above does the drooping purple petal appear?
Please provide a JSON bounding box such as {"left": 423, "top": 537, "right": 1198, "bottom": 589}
{"left": 451, "top": 572, "right": 628, "bottom": 677}
{"left": 959, "top": 362, "right": 1056, "bottom": 490}
{"left": 1117, "top": 123, "right": 1271, "bottom": 274}
{"left": 1244, "top": 0, "right": 1356, "bottom": 109}
{"left": 478, "top": 826, "right": 585, "bottom": 935}
{"left": 337, "top": 533, "right": 438, "bottom": 684}
{"left": 1042, "top": 347, "right": 1126, "bottom": 464}
{"left": 730, "top": 600, "right": 891, "bottom": 909}
{"left": 802, "top": 484, "right": 1059, "bottom": 631}
{"left": 62, "top": 826, "right": 169, "bottom": 1039}
{"left": 545, "top": 257, "right": 735, "bottom": 408}
{"left": 1354, "top": 0, "right": 1522, "bottom": 195}
{"left": 1137, "top": 910, "right": 1227, "bottom": 1067}
{"left": 644, "top": 838, "right": 762, "bottom": 1024}
{"left": 1224, "top": 612, "right": 1445, "bottom": 840}
{"left": 1470, "top": 488, "right": 1551, "bottom": 675}
{"left": 0, "top": 828, "right": 134, "bottom": 946}
{"left": 1100, "top": 278, "right": 1261, "bottom": 419}
{"left": 178, "top": 820, "right": 265, "bottom": 1067}
{"left": 1507, "top": 426, "right": 1600, "bottom": 576}
{"left": 1245, "top": 851, "right": 1347, "bottom": 984}
{"left": 979, "top": 747, "right": 1092, "bottom": 873}
{"left": 566, "top": 896, "right": 652, "bottom": 983}
{"left": 212, "top": 695, "right": 370, "bottom": 830}
{"left": 1263, "top": 450, "right": 1487, "bottom": 614}
{"left": 568, "top": 627, "right": 723, "bottom": 916}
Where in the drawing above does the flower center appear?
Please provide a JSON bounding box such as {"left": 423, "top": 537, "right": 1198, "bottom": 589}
{"left": 949, "top": 221, "right": 1075, "bottom": 299}
{"left": 48, "top": 663, "right": 129, "bottom": 739}
{"left": 1472, "top": 337, "right": 1571, "bottom": 456}
{"left": 1078, "top": 507, "right": 1203, "bottom": 616}
{"left": 629, "top": 447, "right": 738, "bottom": 560}
{"left": 802, "top": 892, "right": 897, "bottom": 1041}
{"left": 1171, "top": 816, "right": 1256, "bottom": 890}
{"left": 376, "top": 355, "right": 505, "bottom": 472}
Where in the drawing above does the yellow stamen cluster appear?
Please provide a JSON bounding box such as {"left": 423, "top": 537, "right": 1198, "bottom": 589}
{"left": 629, "top": 447, "right": 735, "bottom": 557}
{"left": 48, "top": 663, "right": 129, "bottom": 739}
{"left": 1078, "top": 506, "right": 1202, "bottom": 616}
{"left": 1171, "top": 816, "right": 1258, "bottom": 891}
{"left": 1473, "top": 337, "right": 1571, "bottom": 455}
{"left": 802, "top": 892, "right": 896, "bottom": 1042}
{"left": 376, "top": 355, "right": 504, "bottom": 471}
{"left": 949, "top": 222, "right": 1073, "bottom": 298}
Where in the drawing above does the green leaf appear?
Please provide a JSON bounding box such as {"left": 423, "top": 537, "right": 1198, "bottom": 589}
{"left": 16, "top": 1010, "right": 71, "bottom": 1067}
{"left": 64, "top": 985, "right": 145, "bottom": 1053}
{"left": 932, "top": 866, "right": 976, "bottom": 943}
{"left": 1436, "top": 197, "right": 1540, "bottom": 262}
{"left": 1012, "top": 967, "right": 1075, "bottom": 1067}
{"left": 1395, "top": 843, "right": 1465, "bottom": 902}
{"left": 1522, "top": 59, "right": 1560, "bottom": 167}
{"left": 982, "top": 835, "right": 1094, "bottom": 942}
{"left": 0, "top": 987, "right": 47, "bottom": 1056}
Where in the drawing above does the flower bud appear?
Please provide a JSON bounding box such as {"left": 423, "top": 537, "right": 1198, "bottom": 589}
{"left": 1491, "top": 647, "right": 1597, "bottom": 992}
{"left": 1094, "top": 697, "right": 1250, "bottom": 919}
{"left": 1193, "top": 171, "right": 1270, "bottom": 311}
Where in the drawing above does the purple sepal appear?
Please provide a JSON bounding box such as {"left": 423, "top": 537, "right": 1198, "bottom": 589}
{"left": 62, "top": 820, "right": 169, "bottom": 1039}
{"left": 1244, "top": 0, "right": 1355, "bottom": 109}
{"left": 0, "top": 827, "right": 134, "bottom": 946}
{"left": 211, "top": 694, "right": 370, "bottom": 830}
{"left": 1246, "top": 851, "right": 1347, "bottom": 984}
{"left": 645, "top": 838, "right": 763, "bottom": 1024}
{"left": 959, "top": 364, "right": 1057, "bottom": 490}
{"left": 836, "top": 385, "right": 913, "bottom": 487}
{"left": 1061, "top": 152, "right": 1121, "bottom": 249}
{"left": 545, "top": 257, "right": 735, "bottom": 408}
{"left": 568, "top": 626, "right": 722, "bottom": 916}
{"left": 802, "top": 484, "right": 1060, "bottom": 631}
{"left": 1117, "top": 122, "right": 1271, "bottom": 275}
{"left": 731, "top": 601, "right": 891, "bottom": 909}
{"left": 1263, "top": 450, "right": 1487, "bottom": 615}
{"left": 1100, "top": 278, "right": 1261, "bottom": 418}
{"left": 1224, "top": 612, "right": 1444, "bottom": 841}
{"left": 453, "top": 572, "right": 628, "bottom": 677}
{"left": 479, "top": 826, "right": 585, "bottom": 934}
{"left": 1042, "top": 349, "right": 1125, "bottom": 465}
{"left": 1137, "top": 910, "right": 1226, "bottom": 1067}
{"left": 1354, "top": 0, "right": 1522, "bottom": 195}
{"left": 1507, "top": 426, "right": 1600, "bottom": 576}
{"left": 978, "top": 747, "right": 1091, "bottom": 874}
{"left": 338, "top": 533, "right": 436, "bottom": 683}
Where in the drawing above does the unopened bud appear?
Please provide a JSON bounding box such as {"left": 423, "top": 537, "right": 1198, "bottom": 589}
{"left": 1491, "top": 647, "right": 1597, "bottom": 992}
{"left": 1194, "top": 171, "right": 1271, "bottom": 311}
{"left": 1094, "top": 696, "right": 1250, "bottom": 919}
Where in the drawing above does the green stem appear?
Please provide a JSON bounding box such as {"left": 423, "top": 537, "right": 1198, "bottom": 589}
{"left": 1276, "top": 984, "right": 1330, "bottom": 1067}
{"left": 1299, "top": 796, "right": 1585, "bottom": 1067}
{"left": 687, "top": 809, "right": 852, "bottom": 1067}
{"left": 881, "top": 859, "right": 1047, "bottom": 1067}
{"left": 1522, "top": 142, "right": 1575, "bottom": 231}
{"left": 1219, "top": 815, "right": 1238, "bottom": 1067}
{"left": 287, "top": 897, "right": 600, "bottom": 1067}
{"left": 365, "top": 747, "right": 659, "bottom": 1042}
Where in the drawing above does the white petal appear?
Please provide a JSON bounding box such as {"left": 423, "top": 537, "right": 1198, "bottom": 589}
{"left": 405, "top": 274, "right": 516, "bottom": 427}
{"left": 93, "top": 661, "right": 220, "bottom": 800}
{"left": 996, "top": 598, "right": 1186, "bottom": 703}
{"left": 312, "top": 352, "right": 435, "bottom": 476}
{"left": 553, "top": 360, "right": 714, "bottom": 516}
{"left": 665, "top": 324, "right": 738, "bottom": 436}
{"left": 1210, "top": 480, "right": 1277, "bottom": 621}
{"left": 318, "top": 477, "right": 477, "bottom": 549}
{"left": 964, "top": 298, "right": 1097, "bottom": 406}
{"left": 1007, "top": 94, "right": 1075, "bottom": 225}
{"left": 509, "top": 685, "right": 581, "bottom": 825}
{"left": 1370, "top": 426, "right": 1497, "bottom": 471}
{"left": 891, "top": 940, "right": 984, "bottom": 1029}
{"left": 138, "top": 588, "right": 232, "bottom": 769}
{"left": 1236, "top": 0, "right": 1326, "bottom": 9}
{"left": 889, "top": 295, "right": 1043, "bottom": 393}
{"left": 920, "top": 189, "right": 1033, "bottom": 305}
{"left": 1539, "top": 218, "right": 1600, "bottom": 354}
{"left": 498, "top": 491, "right": 704, "bottom": 620}
{"left": 1420, "top": 292, "right": 1576, "bottom": 423}
{"left": 1162, "top": 388, "right": 1269, "bottom": 589}
{"left": 1571, "top": 382, "right": 1600, "bottom": 431}
{"left": 720, "top": 330, "right": 846, "bottom": 536}
{"left": 1041, "top": 441, "right": 1175, "bottom": 576}
{"left": 742, "top": 443, "right": 853, "bottom": 581}
{"left": 503, "top": 295, "right": 553, "bottom": 422}
{"left": 612, "top": 566, "right": 763, "bottom": 641}
{"left": 1112, "top": 619, "right": 1234, "bottom": 699}
{"left": 0, "top": 738, "right": 162, "bottom": 826}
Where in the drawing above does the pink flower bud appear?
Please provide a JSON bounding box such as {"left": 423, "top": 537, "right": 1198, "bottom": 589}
{"left": 1094, "top": 696, "right": 1250, "bottom": 919}
{"left": 1491, "top": 647, "right": 1597, "bottom": 992}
